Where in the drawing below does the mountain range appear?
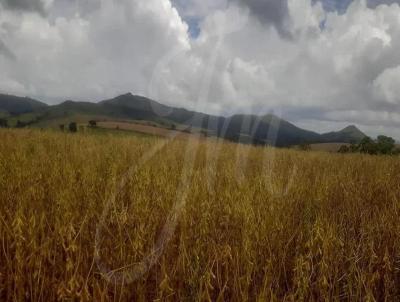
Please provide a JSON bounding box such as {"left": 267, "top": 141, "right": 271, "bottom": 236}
{"left": 0, "top": 92, "right": 366, "bottom": 146}
{"left": 0, "top": 94, "right": 47, "bottom": 115}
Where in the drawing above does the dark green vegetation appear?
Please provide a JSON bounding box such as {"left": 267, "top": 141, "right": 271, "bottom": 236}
{"left": 0, "top": 118, "right": 8, "bottom": 128}
{"left": 0, "top": 92, "right": 369, "bottom": 146}
{"left": 68, "top": 122, "right": 78, "bottom": 133}
{"left": 339, "top": 135, "right": 399, "bottom": 155}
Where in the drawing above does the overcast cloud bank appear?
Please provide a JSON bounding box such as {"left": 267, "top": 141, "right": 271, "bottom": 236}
{"left": 1, "top": 0, "right": 400, "bottom": 138}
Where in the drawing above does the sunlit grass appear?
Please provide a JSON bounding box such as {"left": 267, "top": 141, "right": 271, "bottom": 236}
{"left": 0, "top": 128, "right": 399, "bottom": 301}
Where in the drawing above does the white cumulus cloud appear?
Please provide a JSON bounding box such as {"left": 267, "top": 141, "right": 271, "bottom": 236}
{"left": 0, "top": 0, "right": 400, "bottom": 138}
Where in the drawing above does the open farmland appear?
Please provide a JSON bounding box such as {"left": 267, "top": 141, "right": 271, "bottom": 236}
{"left": 97, "top": 121, "right": 208, "bottom": 140}
{"left": 1, "top": 129, "right": 400, "bottom": 301}
{"left": 310, "top": 143, "right": 350, "bottom": 152}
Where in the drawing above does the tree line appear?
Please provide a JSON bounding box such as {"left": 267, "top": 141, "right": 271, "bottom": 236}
{"left": 339, "top": 135, "right": 400, "bottom": 155}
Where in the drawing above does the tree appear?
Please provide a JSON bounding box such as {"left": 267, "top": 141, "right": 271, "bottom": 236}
{"left": 299, "top": 143, "right": 311, "bottom": 151}
{"left": 69, "top": 122, "right": 78, "bottom": 133}
{"left": 376, "top": 135, "right": 395, "bottom": 154}
{"left": 16, "top": 120, "right": 26, "bottom": 128}
{"left": 88, "top": 120, "right": 97, "bottom": 127}
{"left": 392, "top": 148, "right": 400, "bottom": 155}
{"left": 339, "top": 135, "right": 397, "bottom": 156}
{"left": 0, "top": 118, "right": 8, "bottom": 128}
{"left": 349, "top": 143, "right": 359, "bottom": 153}
{"left": 338, "top": 145, "right": 350, "bottom": 153}
{"left": 358, "top": 137, "right": 378, "bottom": 155}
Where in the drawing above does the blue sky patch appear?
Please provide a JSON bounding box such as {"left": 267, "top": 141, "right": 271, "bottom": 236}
{"left": 186, "top": 17, "right": 201, "bottom": 38}
{"left": 316, "top": 0, "right": 354, "bottom": 13}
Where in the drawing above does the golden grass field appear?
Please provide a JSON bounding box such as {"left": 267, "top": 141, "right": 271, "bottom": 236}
{"left": 1, "top": 128, "right": 400, "bottom": 301}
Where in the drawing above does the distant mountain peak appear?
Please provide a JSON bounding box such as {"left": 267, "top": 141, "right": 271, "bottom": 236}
{"left": 339, "top": 125, "right": 366, "bottom": 137}
{"left": 321, "top": 124, "right": 366, "bottom": 144}
{"left": 118, "top": 92, "right": 133, "bottom": 98}
{"left": 263, "top": 113, "right": 280, "bottom": 119}
{"left": 340, "top": 125, "right": 360, "bottom": 132}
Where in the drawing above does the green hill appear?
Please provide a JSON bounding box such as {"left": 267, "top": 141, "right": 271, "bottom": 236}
{"left": 215, "top": 114, "right": 321, "bottom": 146}
{"left": 321, "top": 125, "right": 366, "bottom": 143}
{"left": 0, "top": 94, "right": 47, "bottom": 115}
{"left": 0, "top": 92, "right": 368, "bottom": 147}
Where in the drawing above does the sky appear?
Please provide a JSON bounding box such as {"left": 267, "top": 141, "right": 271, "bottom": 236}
{"left": 1, "top": 0, "right": 400, "bottom": 138}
